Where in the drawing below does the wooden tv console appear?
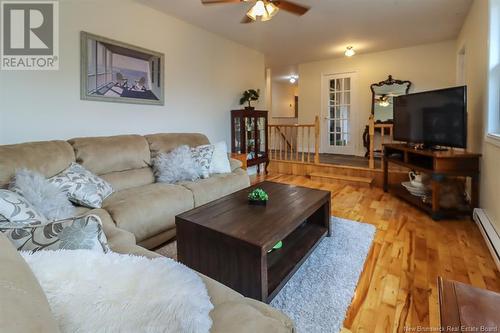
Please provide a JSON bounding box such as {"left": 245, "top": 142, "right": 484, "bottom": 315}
{"left": 382, "top": 144, "right": 481, "bottom": 220}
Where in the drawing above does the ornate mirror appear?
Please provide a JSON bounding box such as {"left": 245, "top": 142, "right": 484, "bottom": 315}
{"left": 371, "top": 75, "right": 411, "bottom": 123}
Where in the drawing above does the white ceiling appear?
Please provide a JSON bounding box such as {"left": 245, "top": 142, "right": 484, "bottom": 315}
{"left": 140, "top": 0, "right": 472, "bottom": 68}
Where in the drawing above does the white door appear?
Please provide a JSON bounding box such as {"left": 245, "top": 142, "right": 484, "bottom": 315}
{"left": 322, "top": 73, "right": 356, "bottom": 155}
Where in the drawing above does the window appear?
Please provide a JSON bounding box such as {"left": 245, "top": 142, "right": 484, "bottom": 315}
{"left": 488, "top": 0, "right": 500, "bottom": 141}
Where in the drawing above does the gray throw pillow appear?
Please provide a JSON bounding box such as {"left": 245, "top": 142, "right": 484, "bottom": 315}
{"left": 0, "top": 214, "right": 109, "bottom": 253}
{"left": 49, "top": 163, "right": 114, "bottom": 209}
{"left": 10, "top": 169, "right": 75, "bottom": 221}
{"left": 153, "top": 145, "right": 200, "bottom": 184}
{"left": 191, "top": 144, "right": 215, "bottom": 179}
{"left": 0, "top": 189, "right": 47, "bottom": 225}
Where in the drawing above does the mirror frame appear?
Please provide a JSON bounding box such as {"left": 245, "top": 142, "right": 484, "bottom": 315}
{"left": 370, "top": 75, "right": 412, "bottom": 123}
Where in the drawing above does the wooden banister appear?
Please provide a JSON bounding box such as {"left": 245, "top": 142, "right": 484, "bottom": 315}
{"left": 268, "top": 115, "right": 320, "bottom": 164}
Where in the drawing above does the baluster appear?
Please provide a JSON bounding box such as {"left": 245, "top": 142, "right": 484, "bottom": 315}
{"left": 288, "top": 127, "right": 292, "bottom": 160}
{"left": 301, "top": 127, "right": 305, "bottom": 162}
{"left": 294, "top": 127, "right": 297, "bottom": 161}
{"left": 272, "top": 127, "right": 275, "bottom": 160}
{"left": 307, "top": 127, "right": 311, "bottom": 163}
{"left": 279, "top": 128, "right": 283, "bottom": 160}
{"left": 314, "top": 116, "right": 320, "bottom": 164}
{"left": 283, "top": 126, "right": 288, "bottom": 161}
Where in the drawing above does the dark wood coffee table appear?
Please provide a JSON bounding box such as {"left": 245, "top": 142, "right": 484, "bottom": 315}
{"left": 176, "top": 181, "right": 331, "bottom": 303}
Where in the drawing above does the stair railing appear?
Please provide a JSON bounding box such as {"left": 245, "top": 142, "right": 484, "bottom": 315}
{"left": 268, "top": 116, "right": 320, "bottom": 164}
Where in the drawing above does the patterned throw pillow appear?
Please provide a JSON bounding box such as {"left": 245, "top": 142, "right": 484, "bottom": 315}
{"left": 191, "top": 144, "right": 215, "bottom": 179}
{"left": 49, "top": 163, "right": 114, "bottom": 209}
{"left": 0, "top": 214, "right": 109, "bottom": 253}
{"left": 0, "top": 189, "right": 47, "bottom": 225}
{"left": 152, "top": 145, "right": 200, "bottom": 184}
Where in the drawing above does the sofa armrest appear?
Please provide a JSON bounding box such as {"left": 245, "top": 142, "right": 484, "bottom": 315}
{"left": 229, "top": 158, "right": 243, "bottom": 172}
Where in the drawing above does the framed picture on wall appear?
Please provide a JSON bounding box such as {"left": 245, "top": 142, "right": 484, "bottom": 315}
{"left": 80, "top": 32, "right": 164, "bottom": 105}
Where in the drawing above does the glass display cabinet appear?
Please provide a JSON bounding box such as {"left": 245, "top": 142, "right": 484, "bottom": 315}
{"left": 231, "top": 109, "right": 269, "bottom": 173}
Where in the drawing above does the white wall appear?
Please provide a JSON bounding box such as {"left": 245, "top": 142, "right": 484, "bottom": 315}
{"left": 0, "top": 0, "right": 265, "bottom": 145}
{"left": 298, "top": 41, "right": 457, "bottom": 155}
{"left": 271, "top": 81, "right": 297, "bottom": 120}
{"left": 458, "top": 0, "right": 500, "bottom": 231}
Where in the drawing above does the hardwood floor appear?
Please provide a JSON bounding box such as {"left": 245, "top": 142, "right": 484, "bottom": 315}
{"left": 251, "top": 173, "right": 500, "bottom": 333}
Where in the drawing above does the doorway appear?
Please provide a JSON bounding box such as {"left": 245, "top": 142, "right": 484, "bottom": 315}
{"left": 321, "top": 72, "right": 357, "bottom": 155}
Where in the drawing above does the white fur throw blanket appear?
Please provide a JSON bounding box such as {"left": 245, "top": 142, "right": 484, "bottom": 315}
{"left": 22, "top": 250, "right": 213, "bottom": 333}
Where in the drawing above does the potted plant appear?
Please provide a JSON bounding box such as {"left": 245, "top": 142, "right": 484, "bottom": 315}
{"left": 239, "top": 89, "right": 260, "bottom": 110}
{"left": 248, "top": 188, "right": 269, "bottom": 206}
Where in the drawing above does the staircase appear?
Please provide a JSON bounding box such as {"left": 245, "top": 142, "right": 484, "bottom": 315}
{"left": 309, "top": 172, "right": 374, "bottom": 188}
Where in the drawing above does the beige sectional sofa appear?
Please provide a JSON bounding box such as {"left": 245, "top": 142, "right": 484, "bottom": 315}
{"left": 0, "top": 133, "right": 294, "bottom": 332}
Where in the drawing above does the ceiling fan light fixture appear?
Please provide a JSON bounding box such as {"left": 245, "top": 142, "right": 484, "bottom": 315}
{"left": 345, "top": 46, "right": 356, "bottom": 57}
{"left": 246, "top": 0, "right": 278, "bottom": 22}
{"left": 266, "top": 2, "right": 279, "bottom": 17}
{"left": 247, "top": 0, "right": 266, "bottom": 19}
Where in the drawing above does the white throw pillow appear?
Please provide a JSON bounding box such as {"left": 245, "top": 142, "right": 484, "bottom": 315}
{"left": 0, "top": 189, "right": 47, "bottom": 225}
{"left": 49, "top": 163, "right": 114, "bottom": 209}
{"left": 10, "top": 169, "right": 75, "bottom": 221}
{"left": 0, "top": 214, "right": 109, "bottom": 253}
{"left": 191, "top": 144, "right": 215, "bottom": 179}
{"left": 22, "top": 250, "right": 214, "bottom": 333}
{"left": 209, "top": 141, "right": 231, "bottom": 174}
{"left": 153, "top": 145, "right": 200, "bottom": 184}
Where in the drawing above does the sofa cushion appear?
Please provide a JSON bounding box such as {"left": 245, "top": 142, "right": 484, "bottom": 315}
{"left": 0, "top": 140, "right": 75, "bottom": 188}
{"left": 201, "top": 275, "right": 294, "bottom": 333}
{"left": 69, "top": 135, "right": 150, "bottom": 175}
{"left": 179, "top": 168, "right": 251, "bottom": 207}
{"left": 0, "top": 233, "right": 60, "bottom": 333}
{"left": 145, "top": 133, "right": 210, "bottom": 158}
{"left": 100, "top": 167, "right": 155, "bottom": 192}
{"left": 103, "top": 183, "right": 194, "bottom": 242}
{"left": 229, "top": 158, "right": 243, "bottom": 172}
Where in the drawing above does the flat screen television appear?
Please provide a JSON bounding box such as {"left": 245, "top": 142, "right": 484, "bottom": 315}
{"left": 393, "top": 86, "right": 467, "bottom": 148}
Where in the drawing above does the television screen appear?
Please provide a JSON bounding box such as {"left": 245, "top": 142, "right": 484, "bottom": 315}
{"left": 393, "top": 86, "right": 467, "bottom": 148}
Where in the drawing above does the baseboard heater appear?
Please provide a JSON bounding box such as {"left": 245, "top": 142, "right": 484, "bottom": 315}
{"left": 473, "top": 208, "right": 500, "bottom": 270}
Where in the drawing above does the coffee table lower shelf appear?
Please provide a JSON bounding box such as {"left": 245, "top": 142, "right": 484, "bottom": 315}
{"left": 267, "top": 223, "right": 328, "bottom": 302}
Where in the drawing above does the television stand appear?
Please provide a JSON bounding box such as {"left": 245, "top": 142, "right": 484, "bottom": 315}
{"left": 382, "top": 143, "right": 481, "bottom": 220}
{"left": 406, "top": 143, "right": 449, "bottom": 151}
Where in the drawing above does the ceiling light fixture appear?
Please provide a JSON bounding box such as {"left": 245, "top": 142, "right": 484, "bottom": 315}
{"left": 289, "top": 75, "right": 298, "bottom": 84}
{"left": 247, "top": 0, "right": 279, "bottom": 22}
{"left": 345, "top": 46, "right": 356, "bottom": 57}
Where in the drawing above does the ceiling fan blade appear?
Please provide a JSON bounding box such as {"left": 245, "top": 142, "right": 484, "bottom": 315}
{"left": 201, "top": 0, "right": 244, "bottom": 4}
{"left": 273, "top": 0, "right": 310, "bottom": 15}
{"left": 241, "top": 15, "right": 255, "bottom": 23}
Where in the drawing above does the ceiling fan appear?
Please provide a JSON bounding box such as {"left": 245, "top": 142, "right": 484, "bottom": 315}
{"left": 201, "top": 0, "right": 310, "bottom": 23}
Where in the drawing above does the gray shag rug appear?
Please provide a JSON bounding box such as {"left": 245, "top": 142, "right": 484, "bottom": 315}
{"left": 155, "top": 217, "right": 375, "bottom": 333}
{"left": 269, "top": 217, "right": 375, "bottom": 333}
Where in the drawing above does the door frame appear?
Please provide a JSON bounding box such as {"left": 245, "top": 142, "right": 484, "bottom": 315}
{"left": 320, "top": 71, "right": 358, "bottom": 155}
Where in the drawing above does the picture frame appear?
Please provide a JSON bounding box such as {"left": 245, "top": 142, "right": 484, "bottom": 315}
{"left": 80, "top": 31, "right": 165, "bottom": 105}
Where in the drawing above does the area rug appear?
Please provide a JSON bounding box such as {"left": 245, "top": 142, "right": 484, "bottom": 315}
{"left": 270, "top": 217, "right": 376, "bottom": 333}
{"left": 155, "top": 217, "right": 376, "bottom": 333}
